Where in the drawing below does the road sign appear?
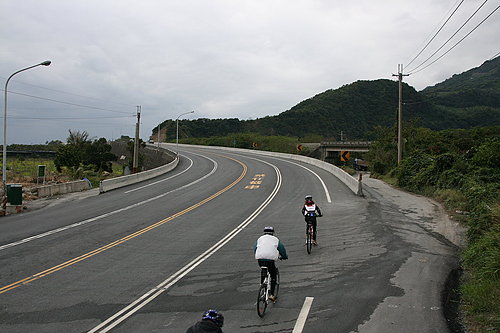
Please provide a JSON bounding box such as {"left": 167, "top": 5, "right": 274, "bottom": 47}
{"left": 341, "top": 151, "right": 350, "bottom": 161}
{"left": 297, "top": 144, "right": 303, "bottom": 152}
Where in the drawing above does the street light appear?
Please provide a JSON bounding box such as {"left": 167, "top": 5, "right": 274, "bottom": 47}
{"left": 3, "top": 60, "right": 51, "bottom": 196}
{"left": 176, "top": 110, "right": 194, "bottom": 154}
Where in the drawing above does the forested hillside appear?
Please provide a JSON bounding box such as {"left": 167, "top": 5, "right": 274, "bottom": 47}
{"left": 152, "top": 57, "right": 500, "bottom": 141}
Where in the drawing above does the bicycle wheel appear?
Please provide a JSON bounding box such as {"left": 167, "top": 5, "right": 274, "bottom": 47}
{"left": 257, "top": 284, "right": 267, "bottom": 317}
{"left": 274, "top": 268, "right": 280, "bottom": 298}
{"left": 306, "top": 225, "right": 313, "bottom": 254}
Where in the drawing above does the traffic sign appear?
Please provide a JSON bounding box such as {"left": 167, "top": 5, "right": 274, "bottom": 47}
{"left": 341, "top": 151, "right": 350, "bottom": 161}
{"left": 297, "top": 144, "right": 303, "bottom": 152}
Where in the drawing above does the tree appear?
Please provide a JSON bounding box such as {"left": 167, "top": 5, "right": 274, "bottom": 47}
{"left": 83, "top": 138, "right": 116, "bottom": 172}
{"left": 67, "top": 130, "right": 90, "bottom": 146}
{"left": 54, "top": 144, "right": 82, "bottom": 173}
{"left": 55, "top": 131, "right": 117, "bottom": 176}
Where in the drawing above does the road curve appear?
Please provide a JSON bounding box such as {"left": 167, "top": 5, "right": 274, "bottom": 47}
{"left": 0, "top": 145, "right": 458, "bottom": 332}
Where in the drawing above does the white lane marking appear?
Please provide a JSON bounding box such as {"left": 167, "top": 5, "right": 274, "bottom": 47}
{"left": 124, "top": 156, "right": 193, "bottom": 193}
{"left": 285, "top": 160, "right": 331, "bottom": 203}
{"left": 88, "top": 157, "right": 282, "bottom": 333}
{"left": 225, "top": 152, "right": 331, "bottom": 203}
{"left": 0, "top": 154, "right": 217, "bottom": 252}
{"left": 292, "top": 297, "right": 315, "bottom": 333}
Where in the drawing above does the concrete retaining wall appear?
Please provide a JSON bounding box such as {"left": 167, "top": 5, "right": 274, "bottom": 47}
{"left": 99, "top": 155, "right": 179, "bottom": 193}
{"left": 37, "top": 180, "right": 91, "bottom": 197}
{"left": 167, "top": 143, "right": 363, "bottom": 196}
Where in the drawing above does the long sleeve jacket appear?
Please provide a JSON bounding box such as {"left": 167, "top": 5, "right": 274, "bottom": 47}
{"left": 253, "top": 234, "right": 288, "bottom": 261}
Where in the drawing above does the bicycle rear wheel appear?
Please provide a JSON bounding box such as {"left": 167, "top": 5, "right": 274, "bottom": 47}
{"left": 306, "top": 226, "right": 313, "bottom": 254}
{"left": 257, "top": 284, "right": 267, "bottom": 317}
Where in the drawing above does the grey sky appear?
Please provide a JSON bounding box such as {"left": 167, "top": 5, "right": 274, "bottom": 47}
{"left": 1, "top": 0, "right": 499, "bottom": 144}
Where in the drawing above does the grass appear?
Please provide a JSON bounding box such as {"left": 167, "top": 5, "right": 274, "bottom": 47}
{"left": 461, "top": 276, "right": 499, "bottom": 332}
{"left": 0, "top": 158, "right": 68, "bottom": 186}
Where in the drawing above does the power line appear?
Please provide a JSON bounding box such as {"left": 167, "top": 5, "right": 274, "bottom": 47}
{"left": 0, "top": 76, "right": 136, "bottom": 108}
{"left": 10, "top": 115, "right": 134, "bottom": 120}
{"left": 407, "top": 0, "right": 491, "bottom": 73}
{"left": 409, "top": 4, "right": 500, "bottom": 75}
{"left": 0, "top": 89, "right": 135, "bottom": 115}
{"left": 489, "top": 51, "right": 500, "bottom": 60}
{"left": 406, "top": 0, "right": 465, "bottom": 69}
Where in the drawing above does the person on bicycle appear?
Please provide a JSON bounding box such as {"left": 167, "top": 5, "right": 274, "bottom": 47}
{"left": 302, "top": 195, "right": 322, "bottom": 245}
{"left": 185, "top": 309, "right": 224, "bottom": 333}
{"left": 253, "top": 226, "right": 288, "bottom": 302}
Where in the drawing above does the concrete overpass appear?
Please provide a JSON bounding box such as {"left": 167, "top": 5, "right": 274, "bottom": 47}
{"left": 320, "top": 141, "right": 372, "bottom": 161}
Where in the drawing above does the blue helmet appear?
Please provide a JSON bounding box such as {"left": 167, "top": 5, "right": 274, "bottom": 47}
{"left": 202, "top": 309, "right": 224, "bottom": 327}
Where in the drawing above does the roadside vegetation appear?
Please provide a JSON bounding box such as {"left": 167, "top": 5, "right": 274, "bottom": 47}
{"left": 1, "top": 131, "right": 123, "bottom": 190}
{"left": 365, "top": 125, "right": 499, "bottom": 332}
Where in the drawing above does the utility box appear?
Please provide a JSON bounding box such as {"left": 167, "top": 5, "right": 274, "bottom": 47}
{"left": 6, "top": 184, "right": 22, "bottom": 205}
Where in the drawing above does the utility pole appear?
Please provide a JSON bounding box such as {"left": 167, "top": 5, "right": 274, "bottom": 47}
{"left": 157, "top": 124, "right": 160, "bottom": 149}
{"left": 132, "top": 106, "right": 141, "bottom": 173}
{"left": 392, "top": 64, "right": 409, "bottom": 165}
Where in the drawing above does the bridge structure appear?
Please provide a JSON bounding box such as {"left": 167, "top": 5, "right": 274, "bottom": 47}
{"left": 319, "top": 141, "right": 372, "bottom": 161}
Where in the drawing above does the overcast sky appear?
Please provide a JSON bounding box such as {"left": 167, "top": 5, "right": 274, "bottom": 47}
{"left": 1, "top": 0, "right": 499, "bottom": 144}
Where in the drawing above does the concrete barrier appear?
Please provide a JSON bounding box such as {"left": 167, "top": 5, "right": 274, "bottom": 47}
{"left": 99, "top": 155, "right": 179, "bottom": 193}
{"left": 37, "top": 180, "right": 91, "bottom": 197}
{"left": 167, "top": 143, "right": 363, "bottom": 196}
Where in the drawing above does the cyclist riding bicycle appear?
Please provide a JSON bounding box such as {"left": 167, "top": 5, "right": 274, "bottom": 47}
{"left": 253, "top": 226, "right": 288, "bottom": 302}
{"left": 185, "top": 309, "right": 224, "bottom": 333}
{"left": 302, "top": 195, "right": 322, "bottom": 245}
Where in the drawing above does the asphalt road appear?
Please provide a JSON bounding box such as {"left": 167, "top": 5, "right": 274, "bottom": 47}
{"left": 0, "top": 146, "right": 458, "bottom": 332}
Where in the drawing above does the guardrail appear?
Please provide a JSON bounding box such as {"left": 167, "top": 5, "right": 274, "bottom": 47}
{"left": 37, "top": 180, "right": 91, "bottom": 197}
{"left": 99, "top": 154, "right": 179, "bottom": 193}
{"left": 166, "top": 143, "right": 363, "bottom": 196}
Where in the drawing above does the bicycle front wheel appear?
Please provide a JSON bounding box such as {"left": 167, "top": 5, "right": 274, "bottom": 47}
{"left": 257, "top": 284, "right": 267, "bottom": 317}
{"left": 274, "top": 268, "right": 280, "bottom": 298}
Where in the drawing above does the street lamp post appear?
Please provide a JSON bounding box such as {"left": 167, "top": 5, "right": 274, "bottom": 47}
{"left": 176, "top": 110, "right": 194, "bottom": 154}
{"left": 2, "top": 61, "right": 51, "bottom": 200}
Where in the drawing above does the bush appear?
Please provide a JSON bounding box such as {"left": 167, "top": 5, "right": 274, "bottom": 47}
{"left": 462, "top": 227, "right": 500, "bottom": 280}
{"left": 471, "top": 138, "right": 500, "bottom": 169}
{"left": 437, "top": 169, "right": 465, "bottom": 189}
{"left": 396, "top": 151, "right": 436, "bottom": 191}
{"left": 372, "top": 161, "right": 388, "bottom": 174}
{"left": 434, "top": 188, "right": 468, "bottom": 212}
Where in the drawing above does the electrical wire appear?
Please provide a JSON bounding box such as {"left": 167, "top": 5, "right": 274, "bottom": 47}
{"left": 0, "top": 76, "right": 137, "bottom": 108}
{"left": 10, "top": 115, "right": 134, "bottom": 120}
{"left": 407, "top": 0, "right": 491, "bottom": 73}
{"left": 406, "top": 0, "right": 465, "bottom": 69}
{"left": 489, "top": 51, "right": 500, "bottom": 60}
{"left": 0, "top": 89, "right": 135, "bottom": 115}
{"left": 409, "top": 4, "right": 500, "bottom": 75}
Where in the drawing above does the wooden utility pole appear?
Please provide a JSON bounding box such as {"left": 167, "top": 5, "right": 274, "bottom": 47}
{"left": 132, "top": 105, "right": 141, "bottom": 173}
{"left": 393, "top": 64, "right": 409, "bottom": 165}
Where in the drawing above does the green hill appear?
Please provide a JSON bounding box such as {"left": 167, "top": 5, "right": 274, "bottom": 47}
{"left": 153, "top": 57, "right": 500, "bottom": 141}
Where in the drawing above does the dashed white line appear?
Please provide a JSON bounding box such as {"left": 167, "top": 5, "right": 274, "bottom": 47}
{"left": 293, "top": 297, "right": 315, "bottom": 333}
{"left": 88, "top": 157, "right": 282, "bottom": 332}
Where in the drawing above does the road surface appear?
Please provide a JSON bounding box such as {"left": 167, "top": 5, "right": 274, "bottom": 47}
{"left": 0, "top": 145, "right": 459, "bottom": 332}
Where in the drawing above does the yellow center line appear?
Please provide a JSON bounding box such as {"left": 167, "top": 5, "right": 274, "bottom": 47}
{"left": 0, "top": 154, "right": 247, "bottom": 294}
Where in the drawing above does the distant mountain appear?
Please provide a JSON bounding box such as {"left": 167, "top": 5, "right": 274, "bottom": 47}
{"left": 153, "top": 57, "right": 500, "bottom": 141}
